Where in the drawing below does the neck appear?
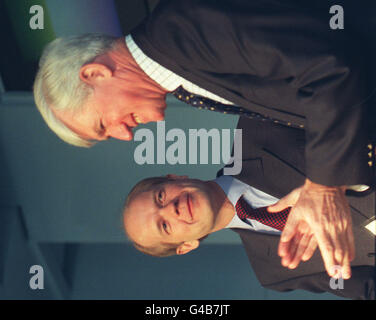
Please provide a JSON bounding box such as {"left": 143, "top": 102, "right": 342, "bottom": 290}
{"left": 110, "top": 38, "right": 169, "bottom": 94}
{"left": 206, "top": 181, "right": 236, "bottom": 233}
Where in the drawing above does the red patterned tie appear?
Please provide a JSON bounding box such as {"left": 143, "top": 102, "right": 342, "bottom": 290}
{"left": 235, "top": 196, "right": 291, "bottom": 231}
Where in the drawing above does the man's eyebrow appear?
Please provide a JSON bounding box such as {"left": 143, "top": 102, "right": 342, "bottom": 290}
{"left": 153, "top": 187, "right": 165, "bottom": 209}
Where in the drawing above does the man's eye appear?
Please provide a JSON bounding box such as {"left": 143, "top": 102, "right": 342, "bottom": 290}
{"left": 162, "top": 221, "right": 170, "bottom": 235}
{"left": 158, "top": 190, "right": 165, "bottom": 203}
{"left": 100, "top": 120, "right": 105, "bottom": 131}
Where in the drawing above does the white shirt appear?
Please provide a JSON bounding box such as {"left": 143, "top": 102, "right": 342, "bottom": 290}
{"left": 215, "top": 175, "right": 282, "bottom": 235}
{"left": 125, "top": 35, "right": 235, "bottom": 105}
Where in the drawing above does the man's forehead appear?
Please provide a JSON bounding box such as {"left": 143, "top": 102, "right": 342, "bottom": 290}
{"left": 131, "top": 189, "right": 154, "bottom": 203}
{"left": 125, "top": 190, "right": 160, "bottom": 244}
{"left": 131, "top": 179, "right": 170, "bottom": 198}
{"left": 52, "top": 101, "right": 102, "bottom": 140}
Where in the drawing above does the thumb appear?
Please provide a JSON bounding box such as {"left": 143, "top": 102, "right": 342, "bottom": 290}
{"left": 268, "top": 198, "right": 289, "bottom": 212}
{"left": 268, "top": 187, "right": 302, "bottom": 213}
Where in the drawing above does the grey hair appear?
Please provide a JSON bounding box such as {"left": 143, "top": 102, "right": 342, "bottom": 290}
{"left": 33, "top": 33, "right": 118, "bottom": 147}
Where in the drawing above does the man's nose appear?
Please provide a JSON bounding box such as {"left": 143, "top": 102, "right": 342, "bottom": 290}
{"left": 144, "top": 110, "right": 165, "bottom": 124}
{"left": 105, "top": 123, "right": 133, "bottom": 141}
{"left": 160, "top": 199, "right": 191, "bottom": 223}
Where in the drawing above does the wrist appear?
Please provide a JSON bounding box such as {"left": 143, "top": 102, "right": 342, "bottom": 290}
{"left": 304, "top": 178, "right": 346, "bottom": 194}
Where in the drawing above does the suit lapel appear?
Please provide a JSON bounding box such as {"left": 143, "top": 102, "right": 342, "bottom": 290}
{"left": 235, "top": 149, "right": 306, "bottom": 199}
{"left": 232, "top": 227, "right": 326, "bottom": 286}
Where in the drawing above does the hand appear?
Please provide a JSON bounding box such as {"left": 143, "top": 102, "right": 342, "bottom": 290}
{"left": 269, "top": 187, "right": 318, "bottom": 270}
{"left": 272, "top": 179, "right": 355, "bottom": 279}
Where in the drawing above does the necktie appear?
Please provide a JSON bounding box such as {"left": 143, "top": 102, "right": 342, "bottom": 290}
{"left": 235, "top": 196, "right": 291, "bottom": 231}
{"left": 171, "top": 85, "right": 304, "bottom": 129}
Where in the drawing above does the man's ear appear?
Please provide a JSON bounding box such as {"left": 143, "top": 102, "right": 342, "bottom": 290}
{"left": 176, "top": 240, "right": 200, "bottom": 255}
{"left": 79, "top": 63, "right": 113, "bottom": 85}
{"left": 166, "top": 174, "right": 188, "bottom": 180}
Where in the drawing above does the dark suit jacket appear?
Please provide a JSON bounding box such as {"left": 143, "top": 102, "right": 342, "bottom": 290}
{"left": 217, "top": 116, "right": 376, "bottom": 299}
{"left": 132, "top": 0, "right": 375, "bottom": 188}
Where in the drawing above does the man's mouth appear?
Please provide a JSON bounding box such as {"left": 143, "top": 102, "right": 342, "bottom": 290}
{"left": 132, "top": 113, "right": 143, "bottom": 125}
{"left": 121, "top": 114, "right": 143, "bottom": 140}
{"left": 122, "top": 122, "right": 134, "bottom": 140}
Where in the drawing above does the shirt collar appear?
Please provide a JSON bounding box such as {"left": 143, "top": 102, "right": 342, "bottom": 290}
{"left": 214, "top": 175, "right": 280, "bottom": 230}
{"left": 125, "top": 34, "right": 182, "bottom": 92}
{"left": 214, "top": 176, "right": 251, "bottom": 229}
{"left": 214, "top": 175, "right": 249, "bottom": 208}
{"left": 125, "top": 34, "right": 235, "bottom": 105}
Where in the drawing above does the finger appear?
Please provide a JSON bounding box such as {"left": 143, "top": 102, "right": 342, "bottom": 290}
{"left": 280, "top": 213, "right": 300, "bottom": 243}
{"left": 281, "top": 232, "right": 303, "bottom": 267}
{"left": 268, "top": 199, "right": 289, "bottom": 213}
{"left": 315, "top": 230, "right": 337, "bottom": 278}
{"left": 301, "top": 236, "right": 318, "bottom": 261}
{"left": 268, "top": 188, "right": 301, "bottom": 212}
{"left": 278, "top": 239, "right": 290, "bottom": 258}
{"left": 278, "top": 216, "right": 300, "bottom": 257}
{"left": 341, "top": 251, "right": 352, "bottom": 280}
{"left": 287, "top": 232, "right": 311, "bottom": 269}
{"left": 339, "top": 227, "right": 355, "bottom": 279}
{"left": 346, "top": 221, "right": 356, "bottom": 262}
{"left": 333, "top": 230, "right": 348, "bottom": 268}
{"left": 333, "top": 225, "right": 355, "bottom": 279}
